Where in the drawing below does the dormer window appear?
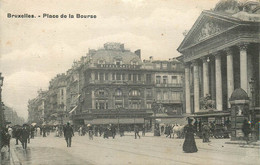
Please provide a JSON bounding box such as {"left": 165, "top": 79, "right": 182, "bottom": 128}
{"left": 131, "top": 61, "right": 138, "bottom": 65}
{"left": 115, "top": 59, "right": 122, "bottom": 65}
{"left": 98, "top": 60, "right": 105, "bottom": 64}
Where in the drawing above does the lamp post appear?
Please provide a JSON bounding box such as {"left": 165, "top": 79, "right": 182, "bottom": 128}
{"left": 249, "top": 78, "right": 256, "bottom": 141}
{"left": 151, "top": 100, "right": 158, "bottom": 136}
{"left": 117, "top": 107, "right": 120, "bottom": 133}
{"left": 0, "top": 73, "right": 4, "bottom": 131}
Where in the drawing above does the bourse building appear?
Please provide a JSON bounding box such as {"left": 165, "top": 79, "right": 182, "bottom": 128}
{"left": 177, "top": 0, "right": 260, "bottom": 127}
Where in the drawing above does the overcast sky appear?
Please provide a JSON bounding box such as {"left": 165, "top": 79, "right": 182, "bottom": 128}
{"left": 0, "top": 0, "right": 219, "bottom": 120}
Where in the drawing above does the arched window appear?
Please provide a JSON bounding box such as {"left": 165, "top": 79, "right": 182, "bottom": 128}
{"left": 95, "top": 89, "right": 108, "bottom": 97}
{"left": 129, "top": 89, "right": 141, "bottom": 96}
{"left": 115, "top": 89, "right": 122, "bottom": 96}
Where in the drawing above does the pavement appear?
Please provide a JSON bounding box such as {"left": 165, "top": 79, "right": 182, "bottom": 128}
{"left": 8, "top": 132, "right": 260, "bottom": 165}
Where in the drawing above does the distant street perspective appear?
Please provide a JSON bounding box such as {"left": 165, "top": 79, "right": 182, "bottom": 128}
{"left": 1, "top": 0, "right": 260, "bottom": 165}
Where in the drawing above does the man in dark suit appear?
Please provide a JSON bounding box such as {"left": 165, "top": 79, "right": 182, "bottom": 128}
{"left": 134, "top": 125, "right": 140, "bottom": 139}
{"left": 21, "top": 125, "right": 30, "bottom": 149}
{"left": 63, "top": 123, "right": 74, "bottom": 147}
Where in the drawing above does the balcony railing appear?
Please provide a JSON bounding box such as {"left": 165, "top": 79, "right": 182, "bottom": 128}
{"left": 96, "top": 64, "right": 141, "bottom": 69}
{"left": 88, "top": 80, "right": 146, "bottom": 85}
{"left": 157, "top": 100, "right": 182, "bottom": 104}
{"left": 155, "top": 83, "right": 182, "bottom": 87}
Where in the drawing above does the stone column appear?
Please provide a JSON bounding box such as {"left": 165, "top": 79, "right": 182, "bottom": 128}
{"left": 225, "top": 48, "right": 234, "bottom": 108}
{"left": 193, "top": 61, "right": 200, "bottom": 113}
{"left": 239, "top": 43, "right": 248, "bottom": 92}
{"left": 215, "top": 53, "right": 223, "bottom": 111}
{"left": 202, "top": 57, "right": 209, "bottom": 97}
{"left": 185, "top": 63, "right": 191, "bottom": 114}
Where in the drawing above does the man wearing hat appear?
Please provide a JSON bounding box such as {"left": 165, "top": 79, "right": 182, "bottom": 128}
{"left": 63, "top": 122, "right": 74, "bottom": 147}
{"left": 21, "top": 124, "right": 30, "bottom": 149}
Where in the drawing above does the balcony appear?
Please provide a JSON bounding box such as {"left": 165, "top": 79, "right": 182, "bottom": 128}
{"left": 155, "top": 83, "right": 182, "bottom": 87}
{"left": 88, "top": 80, "right": 146, "bottom": 85}
{"left": 157, "top": 100, "right": 182, "bottom": 104}
{"left": 96, "top": 64, "right": 141, "bottom": 69}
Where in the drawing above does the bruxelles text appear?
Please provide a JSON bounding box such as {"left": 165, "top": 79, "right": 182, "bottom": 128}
{"left": 7, "top": 13, "right": 97, "bottom": 19}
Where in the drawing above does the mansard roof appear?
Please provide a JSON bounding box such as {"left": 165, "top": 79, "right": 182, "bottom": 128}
{"left": 89, "top": 43, "right": 142, "bottom": 65}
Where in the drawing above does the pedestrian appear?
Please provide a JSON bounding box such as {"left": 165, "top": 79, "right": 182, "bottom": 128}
{"left": 193, "top": 119, "right": 198, "bottom": 132}
{"left": 87, "top": 124, "right": 94, "bottom": 140}
{"left": 30, "top": 126, "right": 35, "bottom": 139}
{"left": 103, "top": 125, "right": 109, "bottom": 139}
{"left": 26, "top": 125, "right": 31, "bottom": 143}
{"left": 119, "top": 125, "right": 124, "bottom": 137}
{"left": 21, "top": 124, "right": 30, "bottom": 149}
{"left": 242, "top": 119, "right": 251, "bottom": 144}
{"left": 42, "top": 126, "right": 47, "bottom": 137}
{"left": 134, "top": 125, "right": 140, "bottom": 139}
{"left": 79, "top": 126, "right": 83, "bottom": 136}
{"left": 142, "top": 125, "right": 145, "bottom": 136}
{"left": 63, "top": 123, "right": 74, "bottom": 147}
{"left": 183, "top": 118, "right": 198, "bottom": 153}
{"left": 94, "top": 126, "right": 98, "bottom": 136}
{"left": 111, "top": 124, "right": 116, "bottom": 139}
{"left": 8, "top": 127, "right": 13, "bottom": 138}
{"left": 13, "top": 126, "right": 22, "bottom": 145}
{"left": 198, "top": 119, "right": 202, "bottom": 133}
{"left": 202, "top": 123, "right": 210, "bottom": 142}
{"left": 36, "top": 126, "right": 40, "bottom": 136}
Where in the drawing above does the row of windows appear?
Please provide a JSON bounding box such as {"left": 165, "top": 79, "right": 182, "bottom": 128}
{"left": 95, "top": 101, "right": 152, "bottom": 109}
{"left": 93, "top": 72, "right": 152, "bottom": 83}
{"left": 156, "top": 75, "right": 178, "bottom": 84}
{"left": 94, "top": 89, "right": 153, "bottom": 98}
{"left": 98, "top": 59, "right": 139, "bottom": 66}
{"left": 93, "top": 73, "right": 180, "bottom": 84}
{"left": 95, "top": 89, "right": 142, "bottom": 97}
{"left": 156, "top": 91, "right": 182, "bottom": 100}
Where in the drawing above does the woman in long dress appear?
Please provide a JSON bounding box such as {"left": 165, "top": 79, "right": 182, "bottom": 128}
{"left": 183, "top": 118, "right": 198, "bottom": 153}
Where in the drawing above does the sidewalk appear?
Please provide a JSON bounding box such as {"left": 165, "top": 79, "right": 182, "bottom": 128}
{"left": 225, "top": 140, "right": 260, "bottom": 146}
{"left": 9, "top": 147, "right": 20, "bottom": 165}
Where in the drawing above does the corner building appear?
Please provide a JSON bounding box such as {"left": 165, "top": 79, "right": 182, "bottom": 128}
{"left": 72, "top": 42, "right": 184, "bottom": 127}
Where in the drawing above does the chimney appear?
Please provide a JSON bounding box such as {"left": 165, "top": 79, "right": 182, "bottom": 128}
{"left": 149, "top": 56, "right": 153, "bottom": 61}
{"left": 134, "top": 49, "right": 141, "bottom": 59}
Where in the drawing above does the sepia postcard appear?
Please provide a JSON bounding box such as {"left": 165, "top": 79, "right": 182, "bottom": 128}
{"left": 0, "top": 0, "right": 259, "bottom": 165}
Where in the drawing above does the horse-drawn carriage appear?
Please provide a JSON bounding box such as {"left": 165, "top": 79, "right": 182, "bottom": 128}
{"left": 211, "top": 124, "right": 231, "bottom": 139}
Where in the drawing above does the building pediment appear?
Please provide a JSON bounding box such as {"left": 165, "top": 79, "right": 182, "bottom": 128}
{"left": 178, "top": 11, "right": 240, "bottom": 52}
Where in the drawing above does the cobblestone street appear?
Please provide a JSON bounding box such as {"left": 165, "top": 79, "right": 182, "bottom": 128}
{"left": 10, "top": 133, "right": 260, "bottom": 165}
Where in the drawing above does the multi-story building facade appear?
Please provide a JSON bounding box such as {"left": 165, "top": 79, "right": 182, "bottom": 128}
{"left": 72, "top": 42, "right": 184, "bottom": 127}
{"left": 28, "top": 89, "right": 48, "bottom": 124}
{"left": 28, "top": 42, "right": 185, "bottom": 128}
{"left": 177, "top": 0, "right": 260, "bottom": 127}
{"left": 4, "top": 106, "right": 25, "bottom": 126}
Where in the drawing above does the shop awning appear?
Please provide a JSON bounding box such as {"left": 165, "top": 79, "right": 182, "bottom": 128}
{"left": 69, "top": 106, "right": 78, "bottom": 114}
{"left": 191, "top": 112, "right": 230, "bottom": 118}
{"left": 84, "top": 118, "right": 144, "bottom": 125}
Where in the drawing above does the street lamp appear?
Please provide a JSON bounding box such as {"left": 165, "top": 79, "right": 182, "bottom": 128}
{"left": 0, "top": 73, "right": 4, "bottom": 130}
{"left": 249, "top": 78, "right": 257, "bottom": 141}
{"left": 151, "top": 100, "right": 158, "bottom": 136}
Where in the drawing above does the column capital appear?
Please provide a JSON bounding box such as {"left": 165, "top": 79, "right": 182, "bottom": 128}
{"left": 223, "top": 47, "right": 233, "bottom": 55}
{"left": 238, "top": 43, "right": 249, "bottom": 51}
{"left": 201, "top": 57, "right": 209, "bottom": 63}
{"left": 191, "top": 60, "right": 199, "bottom": 66}
{"left": 184, "top": 62, "right": 191, "bottom": 68}
{"left": 212, "top": 51, "right": 221, "bottom": 58}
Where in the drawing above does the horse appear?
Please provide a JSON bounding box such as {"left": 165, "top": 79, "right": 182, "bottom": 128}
{"left": 172, "top": 124, "right": 185, "bottom": 138}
